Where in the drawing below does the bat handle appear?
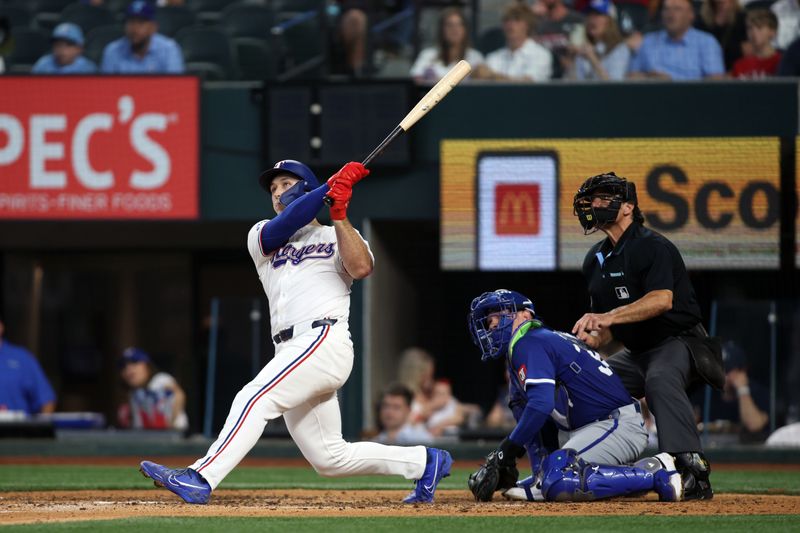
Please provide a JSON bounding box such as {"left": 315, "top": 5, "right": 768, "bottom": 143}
{"left": 324, "top": 125, "right": 403, "bottom": 207}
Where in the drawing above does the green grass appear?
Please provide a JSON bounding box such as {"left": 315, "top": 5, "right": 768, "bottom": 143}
{"left": 0, "top": 465, "right": 799, "bottom": 494}
{"left": 2, "top": 516, "right": 800, "bottom": 533}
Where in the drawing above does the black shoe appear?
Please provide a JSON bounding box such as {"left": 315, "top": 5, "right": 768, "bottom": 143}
{"left": 674, "top": 452, "right": 713, "bottom": 500}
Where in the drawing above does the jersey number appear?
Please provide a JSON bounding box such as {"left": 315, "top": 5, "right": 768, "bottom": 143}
{"left": 555, "top": 332, "right": 614, "bottom": 377}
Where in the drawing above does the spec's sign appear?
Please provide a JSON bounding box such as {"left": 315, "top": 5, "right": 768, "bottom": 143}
{"left": 441, "top": 138, "right": 780, "bottom": 270}
{"left": 0, "top": 77, "right": 199, "bottom": 219}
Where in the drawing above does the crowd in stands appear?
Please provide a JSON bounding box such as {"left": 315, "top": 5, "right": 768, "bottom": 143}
{"left": 0, "top": 0, "right": 798, "bottom": 79}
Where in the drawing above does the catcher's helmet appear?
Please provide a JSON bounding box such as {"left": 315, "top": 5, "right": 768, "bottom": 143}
{"left": 468, "top": 289, "right": 535, "bottom": 361}
{"left": 573, "top": 172, "right": 637, "bottom": 234}
{"left": 258, "top": 159, "right": 319, "bottom": 207}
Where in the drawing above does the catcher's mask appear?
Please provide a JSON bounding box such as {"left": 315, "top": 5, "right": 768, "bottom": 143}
{"left": 468, "top": 289, "right": 535, "bottom": 361}
{"left": 573, "top": 172, "right": 637, "bottom": 234}
{"left": 258, "top": 159, "right": 319, "bottom": 207}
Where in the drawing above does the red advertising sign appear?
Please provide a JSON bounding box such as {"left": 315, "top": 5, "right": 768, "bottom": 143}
{"left": 0, "top": 77, "right": 198, "bottom": 219}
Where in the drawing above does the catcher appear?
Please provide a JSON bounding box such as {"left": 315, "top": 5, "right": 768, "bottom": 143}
{"left": 467, "top": 289, "right": 684, "bottom": 502}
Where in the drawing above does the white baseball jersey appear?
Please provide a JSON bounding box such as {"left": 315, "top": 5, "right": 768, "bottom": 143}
{"left": 246, "top": 220, "right": 373, "bottom": 336}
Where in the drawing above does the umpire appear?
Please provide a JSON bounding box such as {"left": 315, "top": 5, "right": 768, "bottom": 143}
{"left": 571, "top": 172, "right": 723, "bottom": 501}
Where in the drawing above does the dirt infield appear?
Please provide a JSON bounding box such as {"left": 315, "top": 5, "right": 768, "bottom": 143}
{"left": 1, "top": 490, "right": 799, "bottom": 525}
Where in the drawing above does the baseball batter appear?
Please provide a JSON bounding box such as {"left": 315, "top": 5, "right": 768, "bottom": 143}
{"left": 466, "top": 289, "right": 683, "bottom": 502}
{"left": 140, "top": 160, "right": 452, "bottom": 504}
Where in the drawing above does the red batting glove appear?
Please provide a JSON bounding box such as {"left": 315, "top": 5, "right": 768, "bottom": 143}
{"left": 327, "top": 181, "right": 353, "bottom": 221}
{"left": 326, "top": 161, "right": 370, "bottom": 190}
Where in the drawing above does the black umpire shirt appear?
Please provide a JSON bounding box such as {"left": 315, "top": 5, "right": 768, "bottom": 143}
{"left": 582, "top": 222, "right": 702, "bottom": 352}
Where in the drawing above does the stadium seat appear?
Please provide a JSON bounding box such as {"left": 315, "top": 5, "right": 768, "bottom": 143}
{"left": 220, "top": 3, "right": 274, "bottom": 40}
{"left": 59, "top": 3, "right": 116, "bottom": 35}
{"left": 184, "top": 61, "right": 228, "bottom": 80}
{"left": 268, "top": 0, "right": 323, "bottom": 12}
{"left": 155, "top": 5, "right": 197, "bottom": 38}
{"left": 282, "top": 13, "right": 323, "bottom": 65}
{"left": 176, "top": 26, "right": 237, "bottom": 79}
{"left": 615, "top": 2, "right": 651, "bottom": 34}
{"left": 0, "top": 5, "right": 32, "bottom": 29}
{"left": 4, "top": 26, "right": 49, "bottom": 73}
{"left": 30, "top": 0, "right": 73, "bottom": 32}
{"left": 186, "top": 0, "right": 240, "bottom": 23}
{"left": 476, "top": 26, "right": 504, "bottom": 55}
{"left": 234, "top": 37, "right": 277, "bottom": 80}
{"left": 84, "top": 24, "right": 123, "bottom": 66}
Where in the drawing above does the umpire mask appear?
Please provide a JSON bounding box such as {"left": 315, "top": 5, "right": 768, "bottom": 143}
{"left": 573, "top": 172, "right": 637, "bottom": 235}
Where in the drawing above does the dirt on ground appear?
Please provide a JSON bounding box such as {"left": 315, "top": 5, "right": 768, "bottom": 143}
{"left": 1, "top": 490, "right": 799, "bottom": 526}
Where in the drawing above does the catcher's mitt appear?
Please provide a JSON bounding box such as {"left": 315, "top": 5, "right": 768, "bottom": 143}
{"left": 468, "top": 450, "right": 519, "bottom": 502}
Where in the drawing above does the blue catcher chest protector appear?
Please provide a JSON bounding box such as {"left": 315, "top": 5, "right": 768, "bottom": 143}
{"left": 468, "top": 289, "right": 535, "bottom": 361}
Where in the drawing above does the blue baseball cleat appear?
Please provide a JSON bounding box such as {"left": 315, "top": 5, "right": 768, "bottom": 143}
{"left": 403, "top": 448, "right": 452, "bottom": 503}
{"left": 139, "top": 460, "right": 212, "bottom": 504}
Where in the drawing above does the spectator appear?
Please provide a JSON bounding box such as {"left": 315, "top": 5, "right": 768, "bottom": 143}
{"left": 731, "top": 9, "right": 782, "bottom": 78}
{"left": 628, "top": 0, "right": 725, "bottom": 79}
{"left": 101, "top": 1, "right": 184, "bottom": 74}
{"left": 374, "top": 383, "right": 433, "bottom": 445}
{"left": 772, "top": 0, "right": 800, "bottom": 50}
{"left": 485, "top": 371, "right": 517, "bottom": 430}
{"left": 117, "top": 347, "right": 188, "bottom": 431}
{"left": 778, "top": 34, "right": 800, "bottom": 75}
{"left": 425, "top": 380, "right": 467, "bottom": 437}
{"left": 32, "top": 23, "right": 97, "bottom": 74}
{"left": 567, "top": 0, "right": 631, "bottom": 80}
{"left": 410, "top": 8, "right": 484, "bottom": 82}
{"left": 531, "top": 0, "right": 585, "bottom": 76}
{"left": 696, "top": 0, "right": 748, "bottom": 71}
{"left": 329, "top": 3, "right": 370, "bottom": 77}
{"left": 473, "top": 2, "right": 552, "bottom": 81}
{"left": 397, "top": 347, "right": 435, "bottom": 422}
{"left": 0, "top": 315, "right": 56, "bottom": 416}
{"left": 693, "top": 341, "right": 769, "bottom": 442}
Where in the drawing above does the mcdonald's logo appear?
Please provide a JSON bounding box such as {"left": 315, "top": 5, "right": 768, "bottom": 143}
{"left": 495, "top": 184, "right": 540, "bottom": 235}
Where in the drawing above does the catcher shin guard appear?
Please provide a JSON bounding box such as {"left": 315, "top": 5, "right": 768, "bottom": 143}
{"left": 541, "top": 449, "right": 667, "bottom": 502}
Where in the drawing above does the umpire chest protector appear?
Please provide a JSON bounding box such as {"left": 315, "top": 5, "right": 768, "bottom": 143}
{"left": 583, "top": 222, "right": 702, "bottom": 352}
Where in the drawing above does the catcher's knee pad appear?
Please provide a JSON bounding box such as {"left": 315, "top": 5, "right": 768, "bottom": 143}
{"left": 540, "top": 449, "right": 586, "bottom": 501}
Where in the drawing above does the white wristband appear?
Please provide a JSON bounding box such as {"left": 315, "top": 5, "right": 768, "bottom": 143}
{"left": 736, "top": 385, "right": 751, "bottom": 397}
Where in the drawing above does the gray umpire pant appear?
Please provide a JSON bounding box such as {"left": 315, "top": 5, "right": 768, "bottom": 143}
{"left": 606, "top": 337, "right": 702, "bottom": 453}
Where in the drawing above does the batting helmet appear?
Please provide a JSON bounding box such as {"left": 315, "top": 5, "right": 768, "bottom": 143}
{"left": 258, "top": 159, "right": 320, "bottom": 207}
{"left": 572, "top": 172, "right": 639, "bottom": 234}
{"left": 468, "top": 289, "right": 535, "bottom": 361}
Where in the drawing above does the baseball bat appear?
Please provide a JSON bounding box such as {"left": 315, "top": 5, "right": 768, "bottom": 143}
{"left": 324, "top": 60, "right": 472, "bottom": 206}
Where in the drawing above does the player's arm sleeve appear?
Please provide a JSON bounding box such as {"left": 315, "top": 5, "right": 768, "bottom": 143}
{"left": 508, "top": 338, "right": 556, "bottom": 446}
{"left": 639, "top": 241, "right": 675, "bottom": 292}
{"left": 259, "top": 184, "right": 330, "bottom": 254}
{"left": 508, "top": 384, "right": 555, "bottom": 446}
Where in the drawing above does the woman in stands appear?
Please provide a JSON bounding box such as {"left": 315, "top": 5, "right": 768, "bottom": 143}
{"left": 410, "top": 8, "right": 483, "bottom": 82}
{"left": 568, "top": 0, "right": 631, "bottom": 80}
